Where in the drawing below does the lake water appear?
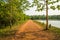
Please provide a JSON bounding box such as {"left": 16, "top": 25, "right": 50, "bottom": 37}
{"left": 36, "top": 20, "right": 60, "bottom": 28}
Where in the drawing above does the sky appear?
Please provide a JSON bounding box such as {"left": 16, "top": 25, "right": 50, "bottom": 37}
{"left": 25, "top": 0, "right": 60, "bottom": 16}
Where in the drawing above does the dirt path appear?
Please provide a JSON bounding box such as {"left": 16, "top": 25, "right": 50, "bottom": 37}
{"left": 17, "top": 20, "right": 43, "bottom": 33}
{"left": 14, "top": 20, "right": 55, "bottom": 40}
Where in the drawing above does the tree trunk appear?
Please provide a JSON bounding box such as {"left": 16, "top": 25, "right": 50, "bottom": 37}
{"left": 10, "top": 20, "right": 12, "bottom": 28}
{"left": 46, "top": 0, "right": 48, "bottom": 30}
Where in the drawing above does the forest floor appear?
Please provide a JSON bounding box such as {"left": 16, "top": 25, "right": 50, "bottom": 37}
{"left": 0, "top": 20, "right": 59, "bottom": 40}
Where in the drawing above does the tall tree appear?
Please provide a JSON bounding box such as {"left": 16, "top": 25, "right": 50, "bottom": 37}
{"left": 46, "top": 0, "right": 48, "bottom": 30}
{"left": 31, "top": 0, "right": 60, "bottom": 30}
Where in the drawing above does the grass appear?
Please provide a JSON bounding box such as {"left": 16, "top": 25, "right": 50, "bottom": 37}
{"left": 34, "top": 20, "right": 60, "bottom": 40}
{"left": 0, "top": 20, "right": 27, "bottom": 37}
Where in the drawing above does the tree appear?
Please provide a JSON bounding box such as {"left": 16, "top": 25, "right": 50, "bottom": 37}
{"left": 31, "top": 0, "right": 60, "bottom": 30}
{"left": 0, "top": 0, "right": 30, "bottom": 28}
{"left": 46, "top": 0, "right": 48, "bottom": 30}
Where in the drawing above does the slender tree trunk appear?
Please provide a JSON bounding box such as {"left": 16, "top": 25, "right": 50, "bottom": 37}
{"left": 10, "top": 20, "right": 12, "bottom": 28}
{"left": 46, "top": 0, "right": 48, "bottom": 30}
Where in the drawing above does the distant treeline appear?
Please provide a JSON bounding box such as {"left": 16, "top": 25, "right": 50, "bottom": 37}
{"left": 29, "top": 15, "right": 60, "bottom": 20}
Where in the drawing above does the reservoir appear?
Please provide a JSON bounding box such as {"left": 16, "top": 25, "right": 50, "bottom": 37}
{"left": 36, "top": 20, "right": 60, "bottom": 28}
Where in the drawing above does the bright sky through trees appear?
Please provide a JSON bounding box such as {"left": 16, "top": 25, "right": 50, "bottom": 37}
{"left": 25, "top": 0, "right": 60, "bottom": 15}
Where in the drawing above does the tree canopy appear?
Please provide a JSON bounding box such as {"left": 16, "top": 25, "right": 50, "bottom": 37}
{"left": 0, "top": 0, "right": 30, "bottom": 28}
{"left": 30, "top": 0, "right": 60, "bottom": 11}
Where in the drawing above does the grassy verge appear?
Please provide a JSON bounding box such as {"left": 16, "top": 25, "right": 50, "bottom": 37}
{"left": 0, "top": 20, "right": 27, "bottom": 37}
{"left": 34, "top": 20, "right": 60, "bottom": 40}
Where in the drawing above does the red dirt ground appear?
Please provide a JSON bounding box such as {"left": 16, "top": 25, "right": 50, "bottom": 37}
{"left": 17, "top": 20, "right": 43, "bottom": 33}
{"left": 14, "top": 20, "right": 55, "bottom": 40}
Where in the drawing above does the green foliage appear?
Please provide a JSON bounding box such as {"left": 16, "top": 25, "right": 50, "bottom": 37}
{"left": 30, "top": 15, "right": 46, "bottom": 20}
{"left": 0, "top": 0, "right": 30, "bottom": 28}
{"left": 57, "top": 0, "right": 60, "bottom": 2}
{"left": 30, "top": 15, "right": 60, "bottom": 20}
{"left": 57, "top": 5, "right": 60, "bottom": 10}
{"left": 50, "top": 6, "right": 56, "bottom": 10}
{"left": 32, "top": 0, "right": 60, "bottom": 11}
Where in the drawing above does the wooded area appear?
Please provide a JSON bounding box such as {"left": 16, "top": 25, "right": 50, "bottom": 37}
{"left": 30, "top": 15, "right": 60, "bottom": 20}
{"left": 0, "top": 0, "right": 30, "bottom": 28}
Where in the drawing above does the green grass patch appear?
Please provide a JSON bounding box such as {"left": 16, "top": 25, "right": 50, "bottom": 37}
{"left": 0, "top": 20, "right": 27, "bottom": 37}
{"left": 33, "top": 20, "right": 46, "bottom": 28}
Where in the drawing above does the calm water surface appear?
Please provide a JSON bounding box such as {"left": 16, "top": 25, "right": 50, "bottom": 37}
{"left": 36, "top": 20, "right": 60, "bottom": 28}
